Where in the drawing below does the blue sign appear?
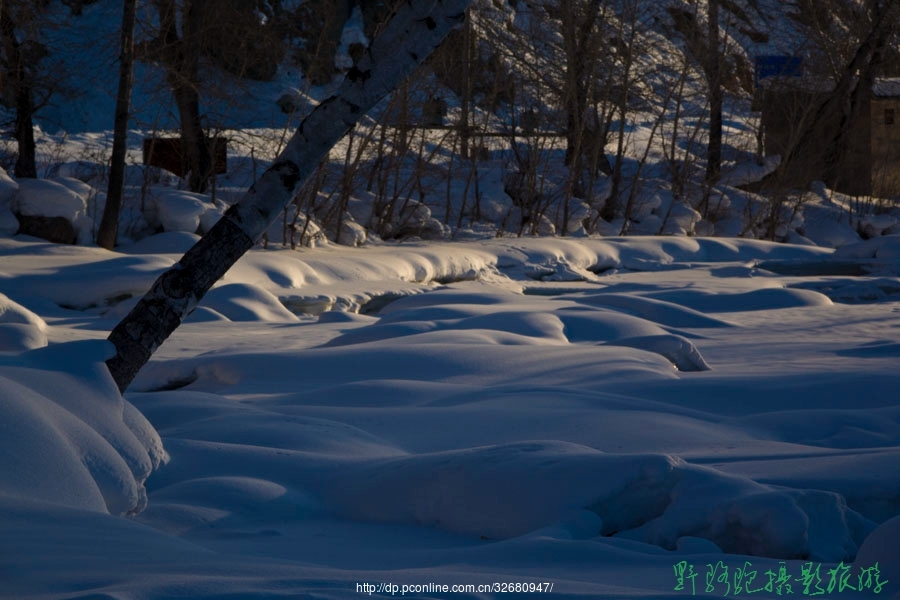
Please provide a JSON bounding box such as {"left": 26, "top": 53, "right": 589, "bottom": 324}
{"left": 755, "top": 56, "right": 803, "bottom": 87}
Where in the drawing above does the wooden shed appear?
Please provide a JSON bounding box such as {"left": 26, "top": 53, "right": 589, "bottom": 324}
{"left": 757, "top": 76, "right": 900, "bottom": 197}
{"left": 870, "top": 79, "right": 900, "bottom": 197}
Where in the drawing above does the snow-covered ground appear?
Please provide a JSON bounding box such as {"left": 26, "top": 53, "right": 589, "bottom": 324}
{"left": 2, "top": 232, "right": 899, "bottom": 599}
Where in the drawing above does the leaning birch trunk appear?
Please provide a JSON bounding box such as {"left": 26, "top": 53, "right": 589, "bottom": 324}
{"left": 107, "top": 0, "right": 471, "bottom": 392}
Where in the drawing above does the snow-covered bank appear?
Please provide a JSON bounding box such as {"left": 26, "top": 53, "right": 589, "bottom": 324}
{"left": 1, "top": 234, "right": 899, "bottom": 598}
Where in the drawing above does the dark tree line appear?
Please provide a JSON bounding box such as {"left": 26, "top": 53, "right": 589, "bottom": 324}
{"left": 1, "top": 3, "right": 899, "bottom": 249}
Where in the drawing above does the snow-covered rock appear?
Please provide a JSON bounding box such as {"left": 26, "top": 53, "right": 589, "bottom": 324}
{"left": 338, "top": 219, "right": 367, "bottom": 246}
{"left": 147, "top": 189, "right": 209, "bottom": 233}
{"left": 565, "top": 200, "right": 591, "bottom": 235}
{"left": 8, "top": 176, "right": 98, "bottom": 244}
{"left": 535, "top": 214, "right": 556, "bottom": 236}
{"left": 859, "top": 213, "right": 898, "bottom": 239}
{"left": 718, "top": 155, "right": 780, "bottom": 187}
{"left": 803, "top": 217, "right": 860, "bottom": 248}
{"left": 661, "top": 202, "right": 702, "bottom": 236}
{"left": 200, "top": 283, "right": 300, "bottom": 322}
{"left": 51, "top": 176, "right": 95, "bottom": 200}
{"left": 12, "top": 178, "right": 87, "bottom": 222}
{"left": 0, "top": 294, "right": 47, "bottom": 352}
{"left": 834, "top": 234, "right": 900, "bottom": 260}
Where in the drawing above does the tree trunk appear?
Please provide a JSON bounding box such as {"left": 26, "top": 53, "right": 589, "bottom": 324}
{"left": 458, "top": 13, "right": 471, "bottom": 159}
{"left": 173, "top": 84, "right": 211, "bottom": 193}
{"left": 181, "top": 0, "right": 212, "bottom": 193}
{"left": 562, "top": 0, "right": 603, "bottom": 173}
{"left": 12, "top": 73, "right": 37, "bottom": 179}
{"left": 705, "top": 0, "right": 721, "bottom": 184}
{"left": 156, "top": 0, "right": 212, "bottom": 193}
{"left": 98, "top": 0, "right": 138, "bottom": 250}
{"left": 1, "top": 5, "right": 37, "bottom": 179}
{"left": 106, "top": 0, "right": 472, "bottom": 392}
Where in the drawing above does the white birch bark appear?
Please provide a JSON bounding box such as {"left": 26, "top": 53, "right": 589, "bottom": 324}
{"left": 107, "top": 0, "right": 471, "bottom": 391}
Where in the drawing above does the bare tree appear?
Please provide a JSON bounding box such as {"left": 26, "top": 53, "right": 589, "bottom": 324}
{"left": 139, "top": 0, "right": 212, "bottom": 193}
{"left": 98, "top": 0, "right": 138, "bottom": 250}
{"left": 601, "top": 0, "right": 640, "bottom": 223}
{"left": 705, "top": 0, "right": 721, "bottom": 183}
{"left": 560, "top": 1, "right": 607, "bottom": 187}
{"left": 0, "top": 2, "right": 39, "bottom": 178}
{"left": 106, "top": 0, "right": 472, "bottom": 392}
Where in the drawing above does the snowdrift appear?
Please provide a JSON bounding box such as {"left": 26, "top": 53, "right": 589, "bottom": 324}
{"left": 0, "top": 340, "right": 167, "bottom": 515}
{"left": 2, "top": 234, "right": 898, "bottom": 598}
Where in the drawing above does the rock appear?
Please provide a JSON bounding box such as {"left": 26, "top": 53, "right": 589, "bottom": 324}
{"left": 15, "top": 214, "right": 77, "bottom": 244}
{"left": 0, "top": 206, "right": 18, "bottom": 235}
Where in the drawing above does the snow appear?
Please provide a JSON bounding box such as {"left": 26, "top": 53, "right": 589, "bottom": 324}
{"left": 0, "top": 167, "right": 20, "bottom": 236}
{"left": 2, "top": 232, "right": 899, "bottom": 598}
{"left": 855, "top": 515, "right": 900, "bottom": 592}
{"left": 0, "top": 293, "right": 48, "bottom": 352}
{"left": 0, "top": 340, "right": 166, "bottom": 515}
{"left": 2, "top": 1, "right": 900, "bottom": 594}
{"left": 835, "top": 235, "right": 900, "bottom": 261}
{"left": 335, "top": 6, "right": 370, "bottom": 71}
{"left": 12, "top": 178, "right": 87, "bottom": 222}
{"left": 147, "top": 188, "right": 211, "bottom": 234}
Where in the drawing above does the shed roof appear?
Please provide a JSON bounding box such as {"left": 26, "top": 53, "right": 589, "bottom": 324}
{"left": 759, "top": 76, "right": 900, "bottom": 98}
{"left": 873, "top": 78, "right": 900, "bottom": 98}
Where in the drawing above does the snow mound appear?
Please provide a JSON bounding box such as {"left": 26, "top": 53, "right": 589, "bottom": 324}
{"left": 800, "top": 200, "right": 862, "bottom": 248}
{"left": 834, "top": 234, "right": 900, "bottom": 261}
{"left": 609, "top": 334, "right": 710, "bottom": 371}
{"left": 571, "top": 292, "right": 735, "bottom": 328}
{"left": 200, "top": 283, "right": 300, "bottom": 322}
{"left": 647, "top": 287, "right": 833, "bottom": 312}
{"left": 12, "top": 178, "right": 87, "bottom": 221}
{"left": 326, "top": 441, "right": 868, "bottom": 561}
{"left": 51, "top": 176, "right": 94, "bottom": 200}
{"left": 0, "top": 340, "right": 167, "bottom": 515}
{"left": 854, "top": 515, "right": 900, "bottom": 596}
{"left": 148, "top": 189, "right": 209, "bottom": 233}
{"left": 718, "top": 156, "right": 780, "bottom": 187}
{"left": 321, "top": 287, "right": 711, "bottom": 371}
{"left": 0, "top": 293, "right": 48, "bottom": 352}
